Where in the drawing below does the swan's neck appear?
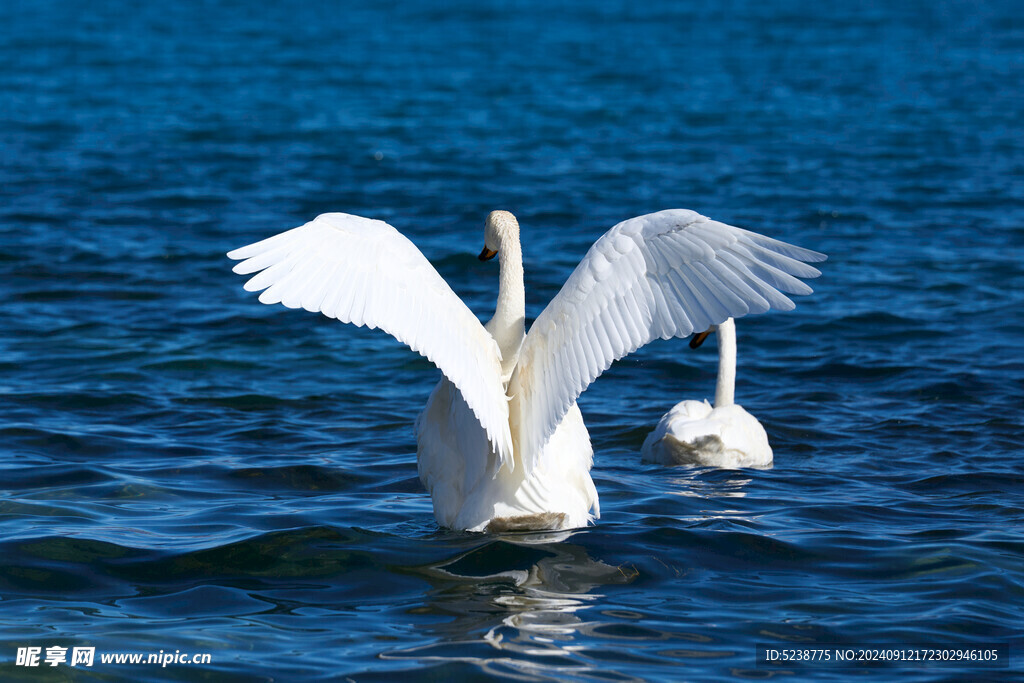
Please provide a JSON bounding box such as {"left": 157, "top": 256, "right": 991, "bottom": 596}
{"left": 714, "top": 317, "right": 736, "bottom": 408}
{"left": 486, "top": 237, "right": 525, "bottom": 379}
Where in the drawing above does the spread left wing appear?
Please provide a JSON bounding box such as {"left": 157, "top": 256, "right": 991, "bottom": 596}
{"left": 228, "top": 213, "right": 514, "bottom": 465}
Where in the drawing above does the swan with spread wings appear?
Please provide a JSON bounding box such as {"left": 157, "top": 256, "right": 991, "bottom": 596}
{"left": 228, "top": 209, "right": 825, "bottom": 531}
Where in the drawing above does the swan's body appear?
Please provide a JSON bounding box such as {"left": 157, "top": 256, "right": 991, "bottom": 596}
{"left": 416, "top": 379, "right": 597, "bottom": 531}
{"left": 228, "top": 209, "right": 824, "bottom": 531}
{"left": 641, "top": 318, "right": 773, "bottom": 468}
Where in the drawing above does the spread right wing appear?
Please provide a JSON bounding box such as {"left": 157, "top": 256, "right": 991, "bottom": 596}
{"left": 510, "top": 209, "right": 826, "bottom": 470}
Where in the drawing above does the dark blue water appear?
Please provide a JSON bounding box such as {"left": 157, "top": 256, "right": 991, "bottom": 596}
{"left": 2, "top": 1, "right": 1023, "bottom": 680}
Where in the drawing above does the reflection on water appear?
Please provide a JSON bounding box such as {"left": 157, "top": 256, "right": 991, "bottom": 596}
{"left": 664, "top": 471, "right": 753, "bottom": 500}
{"left": 661, "top": 470, "right": 755, "bottom": 529}
{"left": 385, "top": 532, "right": 643, "bottom": 680}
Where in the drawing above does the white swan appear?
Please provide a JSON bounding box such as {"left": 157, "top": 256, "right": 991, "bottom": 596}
{"left": 641, "top": 317, "right": 774, "bottom": 469}
{"left": 228, "top": 209, "right": 824, "bottom": 531}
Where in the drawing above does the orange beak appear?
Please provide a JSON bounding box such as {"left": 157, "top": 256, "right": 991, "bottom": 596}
{"left": 478, "top": 247, "right": 497, "bottom": 261}
{"left": 689, "top": 329, "right": 712, "bottom": 349}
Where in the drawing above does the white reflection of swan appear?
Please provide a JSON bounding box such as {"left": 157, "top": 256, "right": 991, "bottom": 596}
{"left": 381, "top": 533, "right": 643, "bottom": 679}
{"left": 660, "top": 470, "right": 756, "bottom": 529}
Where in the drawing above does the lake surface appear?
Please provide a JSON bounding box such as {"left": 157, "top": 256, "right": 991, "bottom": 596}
{"left": 2, "top": 0, "right": 1023, "bottom": 680}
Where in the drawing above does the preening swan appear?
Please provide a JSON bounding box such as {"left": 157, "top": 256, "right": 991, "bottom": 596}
{"left": 228, "top": 209, "right": 825, "bottom": 531}
{"left": 641, "top": 318, "right": 774, "bottom": 468}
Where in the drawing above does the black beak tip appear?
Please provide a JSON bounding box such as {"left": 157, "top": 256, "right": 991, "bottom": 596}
{"left": 478, "top": 248, "right": 497, "bottom": 261}
{"left": 689, "top": 330, "right": 711, "bottom": 349}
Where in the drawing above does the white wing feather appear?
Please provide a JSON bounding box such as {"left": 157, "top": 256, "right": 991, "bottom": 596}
{"left": 510, "top": 209, "right": 826, "bottom": 470}
{"left": 227, "top": 213, "right": 514, "bottom": 464}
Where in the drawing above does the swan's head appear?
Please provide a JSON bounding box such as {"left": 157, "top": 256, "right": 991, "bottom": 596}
{"left": 478, "top": 210, "right": 519, "bottom": 261}
{"left": 690, "top": 317, "right": 735, "bottom": 349}
{"left": 689, "top": 324, "right": 718, "bottom": 349}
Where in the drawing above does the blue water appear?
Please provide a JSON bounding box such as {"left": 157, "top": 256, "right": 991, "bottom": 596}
{"left": 2, "top": 0, "right": 1023, "bottom": 680}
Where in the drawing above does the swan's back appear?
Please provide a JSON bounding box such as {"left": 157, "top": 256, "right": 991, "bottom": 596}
{"left": 642, "top": 400, "right": 772, "bottom": 469}
{"left": 416, "top": 378, "right": 598, "bottom": 532}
